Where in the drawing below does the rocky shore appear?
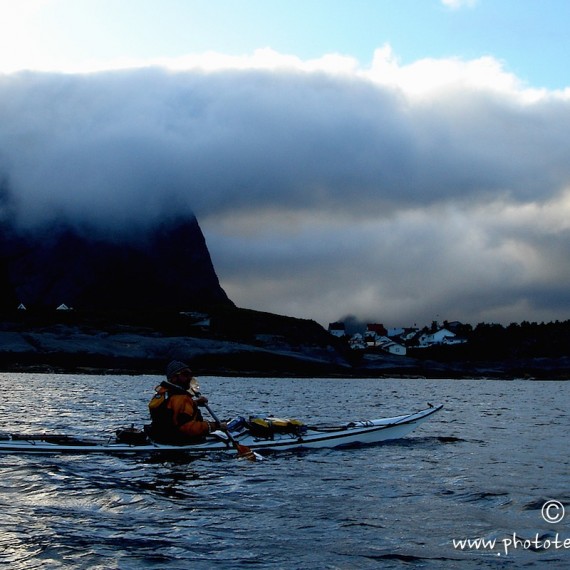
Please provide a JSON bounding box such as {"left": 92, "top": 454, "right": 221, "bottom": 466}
{"left": 1, "top": 318, "right": 569, "bottom": 379}
{"left": 0, "top": 324, "right": 348, "bottom": 377}
{"left": 0, "top": 309, "right": 349, "bottom": 377}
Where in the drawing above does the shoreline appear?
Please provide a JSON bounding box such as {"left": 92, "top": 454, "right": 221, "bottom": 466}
{"left": 1, "top": 317, "right": 569, "bottom": 380}
{"left": 2, "top": 358, "right": 569, "bottom": 380}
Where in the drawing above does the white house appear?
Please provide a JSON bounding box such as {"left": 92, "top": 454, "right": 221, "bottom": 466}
{"left": 348, "top": 333, "right": 367, "bottom": 350}
{"left": 348, "top": 332, "right": 406, "bottom": 355}
{"left": 418, "top": 328, "right": 456, "bottom": 347}
{"left": 376, "top": 336, "right": 407, "bottom": 356}
{"left": 442, "top": 335, "right": 468, "bottom": 346}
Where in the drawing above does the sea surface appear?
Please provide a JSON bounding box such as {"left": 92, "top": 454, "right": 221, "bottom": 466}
{"left": 0, "top": 373, "right": 568, "bottom": 569}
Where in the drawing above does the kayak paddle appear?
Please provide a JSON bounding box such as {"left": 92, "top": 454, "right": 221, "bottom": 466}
{"left": 189, "top": 379, "right": 261, "bottom": 461}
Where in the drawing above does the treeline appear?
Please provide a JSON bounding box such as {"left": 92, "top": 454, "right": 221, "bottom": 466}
{"left": 469, "top": 320, "right": 570, "bottom": 359}
{"left": 420, "top": 320, "right": 570, "bottom": 361}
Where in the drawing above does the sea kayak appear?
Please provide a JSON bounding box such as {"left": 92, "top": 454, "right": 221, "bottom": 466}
{"left": 0, "top": 404, "right": 443, "bottom": 455}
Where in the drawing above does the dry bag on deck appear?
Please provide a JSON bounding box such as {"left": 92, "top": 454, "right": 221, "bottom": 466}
{"left": 247, "top": 416, "right": 307, "bottom": 439}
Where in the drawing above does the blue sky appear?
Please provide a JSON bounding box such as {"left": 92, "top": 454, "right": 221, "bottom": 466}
{"left": 3, "top": 0, "right": 570, "bottom": 89}
{"left": 2, "top": 0, "right": 570, "bottom": 327}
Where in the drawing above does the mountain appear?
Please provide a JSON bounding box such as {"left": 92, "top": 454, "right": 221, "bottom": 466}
{"left": 0, "top": 216, "right": 233, "bottom": 312}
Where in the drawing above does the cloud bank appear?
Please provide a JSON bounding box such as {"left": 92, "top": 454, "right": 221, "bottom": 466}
{"left": 1, "top": 49, "right": 570, "bottom": 326}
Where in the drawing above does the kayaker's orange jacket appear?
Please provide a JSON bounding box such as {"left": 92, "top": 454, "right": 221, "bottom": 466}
{"left": 149, "top": 384, "right": 211, "bottom": 441}
{"left": 166, "top": 392, "right": 211, "bottom": 438}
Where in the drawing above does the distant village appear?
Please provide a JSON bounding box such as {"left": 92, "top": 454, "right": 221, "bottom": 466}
{"left": 328, "top": 320, "right": 469, "bottom": 356}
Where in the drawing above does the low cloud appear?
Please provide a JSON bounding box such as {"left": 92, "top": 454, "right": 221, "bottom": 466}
{"left": 1, "top": 49, "right": 569, "bottom": 326}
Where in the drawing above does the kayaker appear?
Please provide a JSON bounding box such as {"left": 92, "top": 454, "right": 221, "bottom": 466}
{"left": 147, "top": 360, "right": 226, "bottom": 443}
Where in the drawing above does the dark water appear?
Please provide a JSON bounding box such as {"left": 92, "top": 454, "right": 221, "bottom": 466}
{"left": 0, "top": 374, "right": 568, "bottom": 569}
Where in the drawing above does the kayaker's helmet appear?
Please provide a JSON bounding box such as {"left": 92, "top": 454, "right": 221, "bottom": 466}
{"left": 166, "top": 360, "right": 192, "bottom": 382}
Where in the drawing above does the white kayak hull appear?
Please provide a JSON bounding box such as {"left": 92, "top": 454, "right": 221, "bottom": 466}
{"left": 0, "top": 405, "right": 443, "bottom": 455}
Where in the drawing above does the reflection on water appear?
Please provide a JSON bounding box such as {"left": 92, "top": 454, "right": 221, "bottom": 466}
{"left": 0, "top": 374, "right": 568, "bottom": 569}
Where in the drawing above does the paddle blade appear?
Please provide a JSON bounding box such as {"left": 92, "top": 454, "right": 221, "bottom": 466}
{"left": 235, "top": 443, "right": 259, "bottom": 461}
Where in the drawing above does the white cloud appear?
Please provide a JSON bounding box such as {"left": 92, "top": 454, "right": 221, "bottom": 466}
{"left": 367, "top": 44, "right": 550, "bottom": 103}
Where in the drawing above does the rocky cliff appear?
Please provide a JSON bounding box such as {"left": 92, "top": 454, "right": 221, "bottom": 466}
{"left": 0, "top": 216, "right": 232, "bottom": 312}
